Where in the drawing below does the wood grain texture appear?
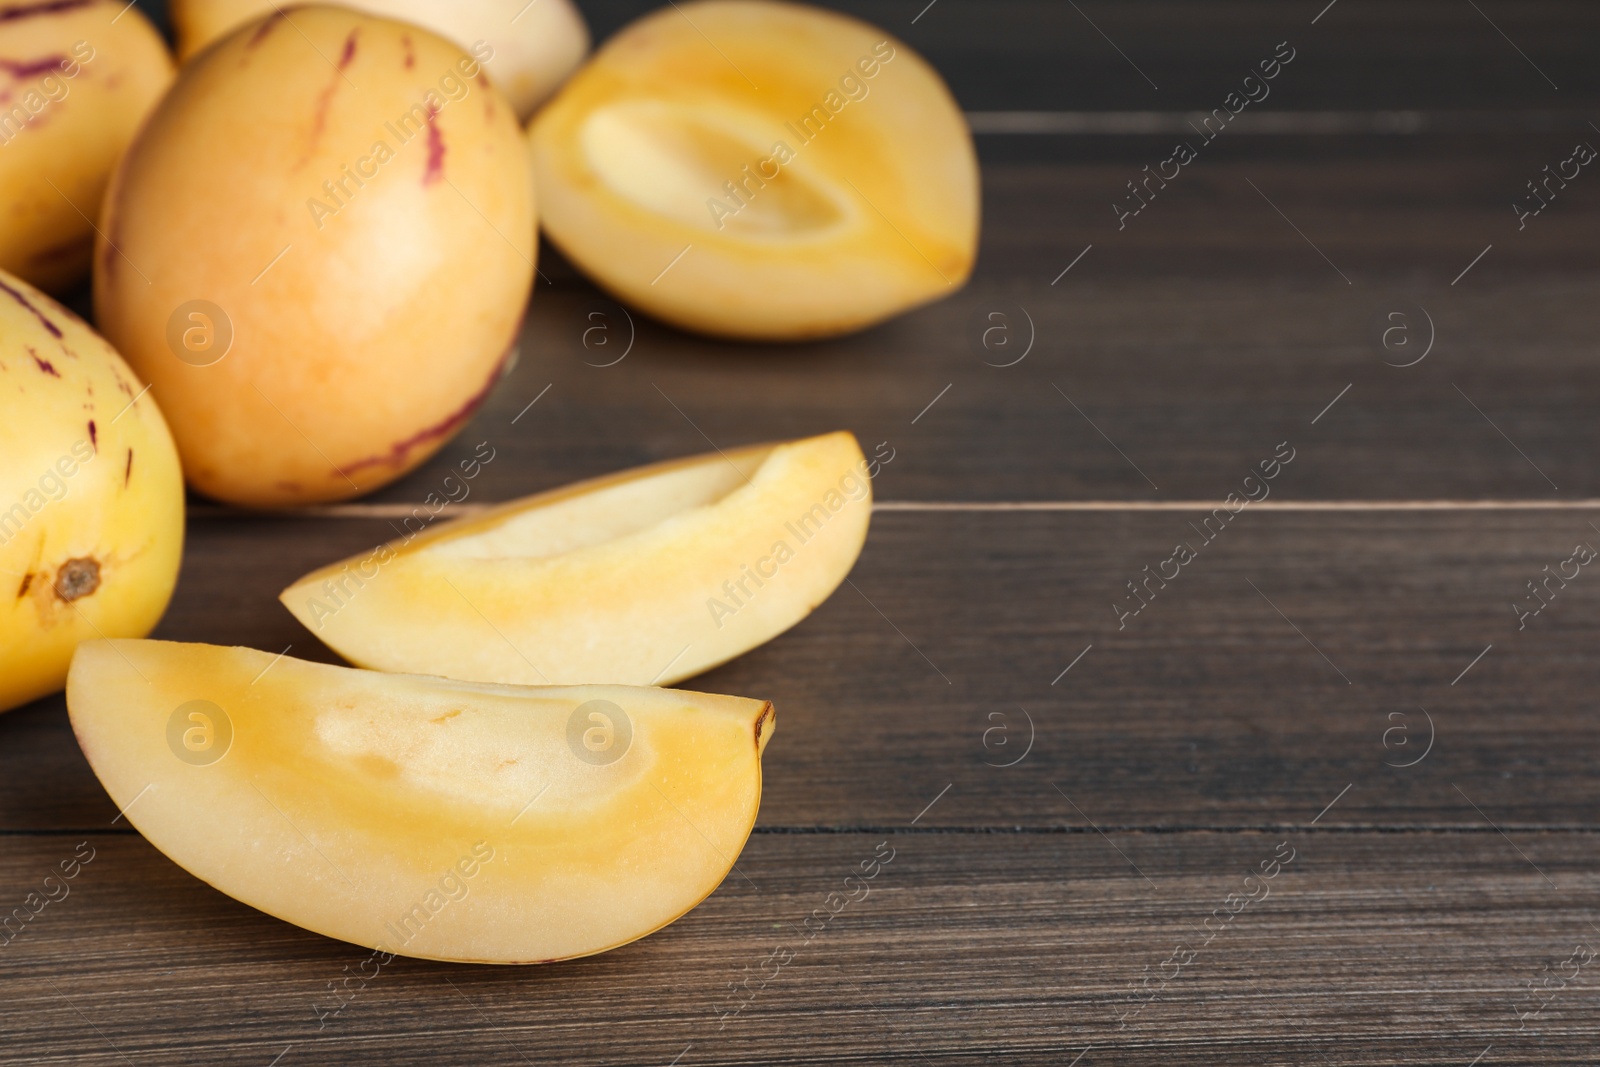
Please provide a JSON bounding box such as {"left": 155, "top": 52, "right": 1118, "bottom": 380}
{"left": 320, "top": 146, "right": 1600, "bottom": 506}
{"left": 1, "top": 830, "right": 1595, "bottom": 1065}
{"left": 130, "top": 0, "right": 1600, "bottom": 112}
{"left": 5, "top": 510, "right": 1597, "bottom": 831}
{"left": 32, "top": 4, "right": 1600, "bottom": 1062}
{"left": 576, "top": 0, "right": 1600, "bottom": 112}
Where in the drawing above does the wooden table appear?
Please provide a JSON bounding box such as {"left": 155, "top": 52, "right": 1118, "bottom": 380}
{"left": 6, "top": 1, "right": 1600, "bottom": 1062}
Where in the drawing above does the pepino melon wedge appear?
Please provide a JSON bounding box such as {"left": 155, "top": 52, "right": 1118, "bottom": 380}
{"left": 67, "top": 639, "right": 773, "bottom": 963}
{"left": 280, "top": 431, "right": 871, "bottom": 687}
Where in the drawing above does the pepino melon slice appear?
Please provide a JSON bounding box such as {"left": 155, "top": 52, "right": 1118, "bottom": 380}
{"left": 67, "top": 639, "right": 772, "bottom": 963}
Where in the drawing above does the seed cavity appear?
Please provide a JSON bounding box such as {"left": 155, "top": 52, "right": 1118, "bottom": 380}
{"left": 53, "top": 557, "right": 100, "bottom": 602}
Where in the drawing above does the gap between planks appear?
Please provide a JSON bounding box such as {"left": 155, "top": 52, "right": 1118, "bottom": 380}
{"left": 188, "top": 500, "right": 1600, "bottom": 520}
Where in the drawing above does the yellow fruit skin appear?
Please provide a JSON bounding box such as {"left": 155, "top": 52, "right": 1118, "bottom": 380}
{"left": 281, "top": 431, "right": 871, "bottom": 687}
{"left": 170, "top": 0, "right": 589, "bottom": 120}
{"left": 68, "top": 640, "right": 772, "bottom": 963}
{"left": 0, "top": 0, "right": 174, "bottom": 292}
{"left": 530, "top": 0, "right": 979, "bottom": 341}
{"left": 0, "top": 270, "right": 184, "bottom": 713}
{"left": 94, "top": 6, "right": 536, "bottom": 507}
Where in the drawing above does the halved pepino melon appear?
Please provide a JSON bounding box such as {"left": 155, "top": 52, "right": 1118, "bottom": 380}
{"left": 67, "top": 639, "right": 773, "bottom": 963}
{"left": 527, "top": 0, "right": 979, "bottom": 340}
{"left": 280, "top": 431, "right": 872, "bottom": 687}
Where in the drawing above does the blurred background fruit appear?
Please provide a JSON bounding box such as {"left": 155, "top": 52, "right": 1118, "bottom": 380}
{"left": 95, "top": 5, "right": 536, "bottom": 507}
{"left": 0, "top": 0, "right": 174, "bottom": 293}
{"left": 170, "top": 0, "right": 589, "bottom": 120}
{"left": 529, "top": 0, "right": 978, "bottom": 340}
{"left": 0, "top": 268, "right": 183, "bottom": 713}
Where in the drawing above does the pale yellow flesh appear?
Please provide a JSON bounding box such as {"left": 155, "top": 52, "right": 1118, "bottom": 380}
{"left": 170, "top": 0, "right": 589, "bottom": 119}
{"left": 67, "top": 640, "right": 772, "bottom": 963}
{"left": 529, "top": 0, "right": 979, "bottom": 340}
{"left": 0, "top": 269, "right": 185, "bottom": 712}
{"left": 0, "top": 0, "right": 174, "bottom": 292}
{"left": 281, "top": 431, "right": 871, "bottom": 687}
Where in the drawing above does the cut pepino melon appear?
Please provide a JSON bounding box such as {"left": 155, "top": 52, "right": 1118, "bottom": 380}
{"left": 67, "top": 639, "right": 773, "bottom": 963}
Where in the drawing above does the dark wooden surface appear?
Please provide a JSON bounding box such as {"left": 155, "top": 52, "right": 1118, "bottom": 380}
{"left": 11, "top": 508, "right": 1600, "bottom": 833}
{"left": 7, "top": 1, "right": 1600, "bottom": 1063}
{"left": 6, "top": 831, "right": 1600, "bottom": 1066}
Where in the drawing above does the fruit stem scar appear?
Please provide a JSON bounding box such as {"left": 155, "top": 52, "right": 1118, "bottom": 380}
{"left": 754, "top": 702, "right": 774, "bottom": 752}
{"left": 53, "top": 557, "right": 99, "bottom": 601}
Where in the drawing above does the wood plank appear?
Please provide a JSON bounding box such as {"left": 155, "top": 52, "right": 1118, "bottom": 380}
{"left": 131, "top": 1, "right": 1600, "bottom": 112}
{"left": 56, "top": 148, "right": 1600, "bottom": 505}
{"left": 274, "top": 145, "right": 1600, "bottom": 506}
{"left": 575, "top": 0, "right": 1600, "bottom": 113}
{"left": 6, "top": 510, "right": 1598, "bottom": 831}
{"left": 352, "top": 271, "right": 1600, "bottom": 507}
{"left": 1, "top": 828, "right": 1595, "bottom": 1064}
